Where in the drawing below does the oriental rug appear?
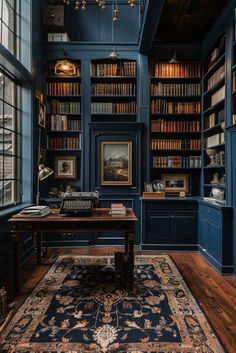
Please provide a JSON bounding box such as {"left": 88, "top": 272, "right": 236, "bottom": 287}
{"left": 0, "top": 255, "right": 226, "bottom": 353}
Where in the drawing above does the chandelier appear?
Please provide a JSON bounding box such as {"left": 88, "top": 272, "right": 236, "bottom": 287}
{"left": 62, "top": 0, "right": 136, "bottom": 21}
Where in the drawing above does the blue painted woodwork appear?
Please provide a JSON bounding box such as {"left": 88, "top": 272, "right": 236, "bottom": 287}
{"left": 141, "top": 198, "right": 198, "bottom": 251}
{"left": 64, "top": 1, "right": 140, "bottom": 43}
{"left": 138, "top": 0, "right": 165, "bottom": 54}
{"left": 227, "top": 124, "right": 236, "bottom": 277}
{"left": 198, "top": 201, "right": 233, "bottom": 274}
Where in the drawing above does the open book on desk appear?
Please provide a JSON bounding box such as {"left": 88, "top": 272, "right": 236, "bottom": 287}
{"left": 13, "top": 206, "right": 51, "bottom": 217}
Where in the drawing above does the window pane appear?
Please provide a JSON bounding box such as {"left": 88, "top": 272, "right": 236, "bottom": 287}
{"left": 0, "top": 180, "right": 13, "bottom": 205}
{"left": 4, "top": 155, "right": 14, "bottom": 178}
{"left": 0, "top": 127, "right": 3, "bottom": 152}
{"left": 3, "top": 1, "right": 14, "bottom": 30}
{"left": 2, "top": 23, "right": 14, "bottom": 54}
{"left": 0, "top": 156, "right": 3, "bottom": 179}
{"left": 0, "top": 73, "right": 3, "bottom": 101}
{"left": 4, "top": 102, "right": 14, "bottom": 129}
{"left": 0, "top": 70, "right": 21, "bottom": 208}
{"left": 4, "top": 130, "right": 15, "bottom": 154}
{"left": 0, "top": 180, "right": 3, "bottom": 206}
{"left": 6, "top": 0, "right": 15, "bottom": 9}
{"left": 0, "top": 100, "right": 3, "bottom": 127}
{"left": 4, "top": 75, "right": 14, "bottom": 105}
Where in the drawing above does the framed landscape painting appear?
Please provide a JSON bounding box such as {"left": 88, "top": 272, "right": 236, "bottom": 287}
{"left": 100, "top": 141, "right": 132, "bottom": 185}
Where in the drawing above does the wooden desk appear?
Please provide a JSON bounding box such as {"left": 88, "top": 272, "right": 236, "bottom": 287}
{"left": 8, "top": 208, "right": 137, "bottom": 292}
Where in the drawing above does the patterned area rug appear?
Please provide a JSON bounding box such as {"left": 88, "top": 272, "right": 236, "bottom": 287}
{"left": 0, "top": 255, "right": 226, "bottom": 353}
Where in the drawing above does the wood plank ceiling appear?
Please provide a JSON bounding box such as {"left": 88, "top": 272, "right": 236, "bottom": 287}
{"left": 154, "top": 0, "right": 229, "bottom": 42}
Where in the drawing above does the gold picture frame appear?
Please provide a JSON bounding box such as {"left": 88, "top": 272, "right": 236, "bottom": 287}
{"left": 54, "top": 156, "right": 77, "bottom": 179}
{"left": 37, "top": 101, "right": 46, "bottom": 128}
{"left": 161, "top": 173, "right": 189, "bottom": 194}
{"left": 100, "top": 141, "right": 132, "bottom": 185}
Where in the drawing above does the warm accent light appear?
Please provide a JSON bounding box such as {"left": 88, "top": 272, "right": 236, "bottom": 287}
{"left": 55, "top": 60, "right": 76, "bottom": 76}
{"left": 62, "top": 0, "right": 136, "bottom": 21}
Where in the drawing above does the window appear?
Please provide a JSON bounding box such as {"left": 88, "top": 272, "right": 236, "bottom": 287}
{"left": 0, "top": 68, "right": 21, "bottom": 208}
{"left": 0, "top": 0, "right": 20, "bottom": 58}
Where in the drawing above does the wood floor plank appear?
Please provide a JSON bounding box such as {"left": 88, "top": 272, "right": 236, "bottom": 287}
{"left": 2, "top": 248, "right": 236, "bottom": 353}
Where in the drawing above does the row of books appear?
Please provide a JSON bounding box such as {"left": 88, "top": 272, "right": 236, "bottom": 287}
{"left": 205, "top": 109, "right": 225, "bottom": 129}
{"left": 91, "top": 83, "right": 136, "bottom": 96}
{"left": 154, "top": 63, "right": 201, "bottom": 78}
{"left": 48, "top": 136, "right": 81, "bottom": 150}
{"left": 151, "top": 139, "right": 201, "bottom": 150}
{"left": 91, "top": 102, "right": 136, "bottom": 114}
{"left": 90, "top": 62, "right": 136, "bottom": 77}
{"left": 51, "top": 100, "right": 81, "bottom": 114}
{"left": 233, "top": 71, "right": 236, "bottom": 91}
{"left": 50, "top": 115, "right": 81, "bottom": 131}
{"left": 207, "top": 35, "right": 225, "bottom": 72}
{"left": 153, "top": 155, "right": 202, "bottom": 168}
{"left": 211, "top": 85, "right": 225, "bottom": 106}
{"left": 207, "top": 65, "right": 225, "bottom": 90}
{"left": 151, "top": 83, "right": 201, "bottom": 96}
{"left": 151, "top": 119, "right": 201, "bottom": 132}
{"left": 151, "top": 100, "right": 201, "bottom": 114}
{"left": 47, "top": 82, "right": 81, "bottom": 96}
{"left": 205, "top": 132, "right": 225, "bottom": 148}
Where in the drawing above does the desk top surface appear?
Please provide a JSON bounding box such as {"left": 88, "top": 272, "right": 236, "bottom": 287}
{"left": 9, "top": 208, "right": 137, "bottom": 223}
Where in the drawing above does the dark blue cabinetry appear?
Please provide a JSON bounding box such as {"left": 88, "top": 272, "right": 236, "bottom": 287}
{"left": 141, "top": 198, "right": 198, "bottom": 250}
{"left": 198, "top": 201, "right": 233, "bottom": 274}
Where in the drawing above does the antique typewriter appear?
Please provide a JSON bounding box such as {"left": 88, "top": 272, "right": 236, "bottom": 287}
{"left": 60, "top": 191, "right": 99, "bottom": 216}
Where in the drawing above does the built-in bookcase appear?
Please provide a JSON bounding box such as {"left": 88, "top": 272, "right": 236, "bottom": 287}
{"left": 46, "top": 59, "right": 82, "bottom": 194}
{"left": 150, "top": 60, "right": 202, "bottom": 196}
{"left": 232, "top": 14, "right": 236, "bottom": 125}
{"left": 90, "top": 59, "right": 137, "bottom": 122}
{"left": 202, "top": 34, "right": 226, "bottom": 201}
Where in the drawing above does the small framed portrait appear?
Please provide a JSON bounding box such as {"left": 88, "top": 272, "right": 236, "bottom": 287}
{"left": 100, "top": 141, "right": 132, "bottom": 185}
{"left": 144, "top": 182, "right": 153, "bottom": 193}
{"left": 54, "top": 156, "right": 77, "bottom": 179}
{"left": 37, "top": 101, "right": 46, "bottom": 128}
{"left": 161, "top": 173, "right": 189, "bottom": 194}
{"left": 39, "top": 148, "right": 46, "bottom": 165}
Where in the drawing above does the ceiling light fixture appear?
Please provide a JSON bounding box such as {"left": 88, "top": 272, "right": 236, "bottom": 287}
{"left": 62, "top": 0, "right": 136, "bottom": 19}
{"left": 108, "top": 0, "right": 120, "bottom": 60}
{"left": 169, "top": 52, "right": 179, "bottom": 64}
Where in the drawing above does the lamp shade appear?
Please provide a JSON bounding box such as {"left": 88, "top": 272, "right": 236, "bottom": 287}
{"left": 39, "top": 164, "right": 54, "bottom": 181}
{"left": 108, "top": 48, "right": 121, "bottom": 61}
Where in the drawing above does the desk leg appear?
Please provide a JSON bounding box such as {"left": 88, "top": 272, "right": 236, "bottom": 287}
{"left": 12, "top": 234, "right": 20, "bottom": 292}
{"left": 34, "top": 232, "right": 41, "bottom": 265}
{"left": 125, "top": 231, "right": 134, "bottom": 291}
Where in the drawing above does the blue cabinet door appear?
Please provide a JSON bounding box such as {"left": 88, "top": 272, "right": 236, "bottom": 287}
{"left": 209, "top": 221, "right": 222, "bottom": 262}
{"left": 173, "top": 215, "right": 197, "bottom": 243}
{"left": 146, "top": 214, "right": 171, "bottom": 243}
{"left": 198, "top": 214, "right": 209, "bottom": 251}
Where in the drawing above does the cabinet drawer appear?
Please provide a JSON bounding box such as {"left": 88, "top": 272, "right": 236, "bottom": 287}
{"left": 199, "top": 204, "right": 222, "bottom": 223}
{"left": 146, "top": 201, "right": 197, "bottom": 213}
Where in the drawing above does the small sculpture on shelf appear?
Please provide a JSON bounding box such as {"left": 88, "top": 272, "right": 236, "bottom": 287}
{"left": 210, "top": 172, "right": 220, "bottom": 185}
{"left": 206, "top": 149, "right": 216, "bottom": 166}
{"left": 215, "top": 151, "right": 225, "bottom": 166}
{"left": 219, "top": 174, "right": 226, "bottom": 186}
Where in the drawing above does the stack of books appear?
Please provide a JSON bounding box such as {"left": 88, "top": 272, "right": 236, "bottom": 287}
{"left": 13, "top": 206, "right": 51, "bottom": 218}
{"left": 109, "top": 203, "right": 126, "bottom": 215}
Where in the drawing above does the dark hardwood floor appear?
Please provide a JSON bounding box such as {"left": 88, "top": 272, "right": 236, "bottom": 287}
{"left": 3, "top": 247, "right": 236, "bottom": 353}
